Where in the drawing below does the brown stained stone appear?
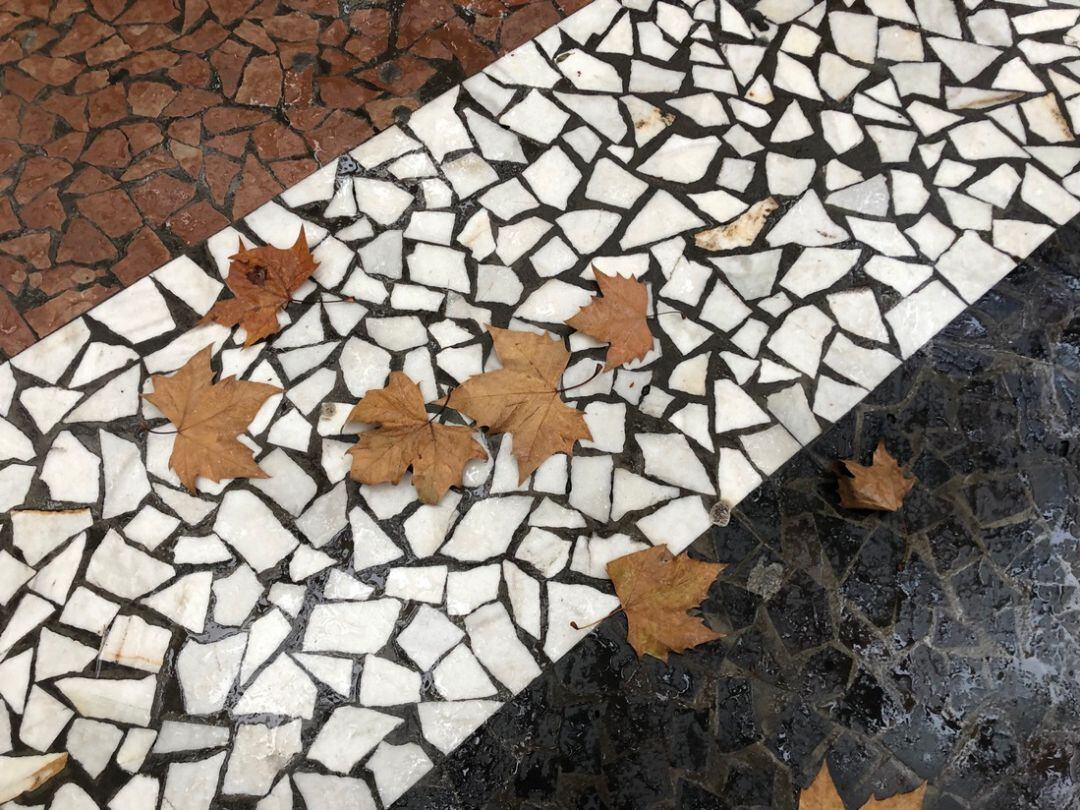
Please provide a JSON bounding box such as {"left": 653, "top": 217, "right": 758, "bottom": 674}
{"left": 203, "top": 152, "right": 240, "bottom": 205}
{"left": 88, "top": 83, "right": 128, "bottom": 127}
{"left": 51, "top": 0, "right": 88, "bottom": 25}
{"left": 264, "top": 12, "right": 320, "bottom": 42}
{"left": 0, "top": 99, "right": 21, "bottom": 139}
{"left": 0, "top": 198, "right": 18, "bottom": 233}
{"left": 319, "top": 75, "right": 378, "bottom": 109}
{"left": 1, "top": 232, "right": 53, "bottom": 269}
{"left": 6, "top": 69, "right": 47, "bottom": 103}
{"left": 501, "top": 2, "right": 560, "bottom": 51}
{"left": 182, "top": 0, "right": 208, "bottom": 32}
{"left": 209, "top": 39, "right": 252, "bottom": 98}
{"left": 120, "top": 148, "right": 179, "bottom": 181}
{"left": 204, "top": 105, "right": 269, "bottom": 134}
{"left": 306, "top": 109, "right": 372, "bottom": 161}
{"left": 169, "top": 140, "right": 203, "bottom": 178}
{"left": 73, "top": 70, "right": 110, "bottom": 94}
{"left": 0, "top": 142, "right": 22, "bottom": 175}
{"left": 236, "top": 55, "right": 283, "bottom": 107}
{"left": 19, "top": 189, "right": 66, "bottom": 230}
{"left": 167, "top": 199, "right": 228, "bottom": 244}
{"left": 0, "top": 291, "right": 36, "bottom": 357}
{"left": 474, "top": 14, "right": 502, "bottom": 43}
{"left": 76, "top": 188, "right": 142, "bottom": 237}
{"left": 207, "top": 0, "right": 257, "bottom": 26}
{"left": 116, "top": 0, "right": 180, "bottom": 25}
{"left": 67, "top": 166, "right": 119, "bottom": 195}
{"left": 168, "top": 118, "right": 202, "bottom": 145}
{"left": 252, "top": 121, "right": 307, "bottom": 161}
{"left": 40, "top": 92, "right": 88, "bottom": 131}
{"left": 20, "top": 107, "right": 57, "bottom": 146}
{"left": 0, "top": 40, "right": 24, "bottom": 65}
{"left": 29, "top": 264, "right": 109, "bottom": 297}
{"left": 90, "top": 0, "right": 128, "bottom": 21}
{"left": 45, "top": 132, "right": 88, "bottom": 162}
{"left": 82, "top": 129, "right": 130, "bottom": 167}
{"left": 117, "top": 49, "right": 179, "bottom": 75}
{"left": 234, "top": 20, "right": 276, "bottom": 53}
{"left": 57, "top": 217, "right": 116, "bottom": 263}
{"left": 0, "top": 255, "right": 27, "bottom": 294}
{"left": 113, "top": 226, "right": 170, "bottom": 285}
{"left": 15, "top": 156, "right": 72, "bottom": 204}
{"left": 174, "top": 20, "right": 229, "bottom": 53}
{"left": 85, "top": 34, "right": 134, "bottom": 65}
{"left": 129, "top": 81, "right": 176, "bottom": 116}
{"left": 206, "top": 131, "right": 249, "bottom": 156}
{"left": 168, "top": 53, "right": 213, "bottom": 87}
{"left": 284, "top": 65, "right": 314, "bottom": 107}
{"left": 122, "top": 122, "right": 164, "bottom": 154}
{"left": 397, "top": 0, "right": 457, "bottom": 49}
{"left": 431, "top": 18, "right": 493, "bottom": 72}
{"left": 360, "top": 55, "right": 436, "bottom": 96}
{"left": 270, "top": 157, "right": 317, "bottom": 186}
{"left": 282, "top": 0, "right": 337, "bottom": 16}
{"left": 286, "top": 105, "right": 330, "bottom": 132}
{"left": 51, "top": 14, "right": 115, "bottom": 57}
{"left": 232, "top": 153, "right": 281, "bottom": 218}
{"left": 162, "top": 87, "right": 222, "bottom": 117}
{"left": 25, "top": 284, "right": 113, "bottom": 338}
{"left": 364, "top": 94, "right": 420, "bottom": 129}
{"left": 131, "top": 173, "right": 196, "bottom": 225}
{"left": 344, "top": 34, "right": 387, "bottom": 63}
{"left": 277, "top": 42, "right": 319, "bottom": 71}
{"left": 18, "top": 54, "right": 84, "bottom": 85}
{"left": 117, "top": 24, "right": 178, "bottom": 49}
{"left": 320, "top": 19, "right": 348, "bottom": 47}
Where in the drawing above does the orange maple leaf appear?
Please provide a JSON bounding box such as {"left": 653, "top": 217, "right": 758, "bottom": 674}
{"left": 442, "top": 327, "right": 592, "bottom": 483}
{"left": 144, "top": 346, "right": 281, "bottom": 492}
{"left": 606, "top": 545, "right": 725, "bottom": 662}
{"left": 347, "top": 372, "right": 486, "bottom": 504}
{"left": 836, "top": 440, "right": 916, "bottom": 512}
{"left": 800, "top": 762, "right": 926, "bottom": 809}
{"left": 200, "top": 228, "right": 319, "bottom": 347}
{"left": 566, "top": 269, "right": 653, "bottom": 369}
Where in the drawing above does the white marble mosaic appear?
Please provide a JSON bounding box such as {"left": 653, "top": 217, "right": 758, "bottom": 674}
{"left": 2, "top": 0, "right": 1080, "bottom": 806}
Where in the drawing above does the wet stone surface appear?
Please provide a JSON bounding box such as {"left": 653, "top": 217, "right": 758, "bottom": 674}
{"left": 396, "top": 225, "right": 1080, "bottom": 809}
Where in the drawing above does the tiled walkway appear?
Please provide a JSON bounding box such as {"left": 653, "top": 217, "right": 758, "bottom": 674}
{"left": 1, "top": 0, "right": 1079, "bottom": 807}
{"left": 0, "top": 0, "right": 588, "bottom": 358}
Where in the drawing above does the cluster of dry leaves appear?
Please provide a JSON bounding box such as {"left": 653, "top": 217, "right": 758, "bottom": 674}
{"left": 143, "top": 229, "right": 917, "bottom": 666}
{"left": 801, "top": 763, "right": 927, "bottom": 809}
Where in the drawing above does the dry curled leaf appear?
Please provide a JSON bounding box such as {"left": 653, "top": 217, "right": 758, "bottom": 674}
{"left": 347, "top": 372, "right": 486, "bottom": 504}
{"left": 606, "top": 545, "right": 725, "bottom": 662}
{"left": 800, "top": 762, "right": 926, "bottom": 809}
{"left": 566, "top": 269, "right": 653, "bottom": 369}
{"left": 442, "top": 327, "right": 591, "bottom": 483}
{"left": 144, "top": 346, "right": 281, "bottom": 492}
{"left": 836, "top": 440, "right": 916, "bottom": 512}
{"left": 200, "top": 228, "right": 319, "bottom": 347}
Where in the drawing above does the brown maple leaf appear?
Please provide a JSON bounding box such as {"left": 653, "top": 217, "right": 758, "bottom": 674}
{"left": 347, "top": 372, "right": 486, "bottom": 504}
{"left": 144, "top": 346, "right": 281, "bottom": 492}
{"left": 566, "top": 269, "right": 653, "bottom": 370}
{"left": 836, "top": 440, "right": 916, "bottom": 512}
{"left": 800, "top": 762, "right": 926, "bottom": 809}
{"left": 606, "top": 545, "right": 725, "bottom": 662}
{"left": 442, "top": 327, "right": 592, "bottom": 483}
{"left": 200, "top": 228, "right": 319, "bottom": 347}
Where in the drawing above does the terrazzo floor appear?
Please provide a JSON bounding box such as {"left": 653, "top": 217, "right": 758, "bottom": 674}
{"left": 0, "top": 0, "right": 1078, "bottom": 807}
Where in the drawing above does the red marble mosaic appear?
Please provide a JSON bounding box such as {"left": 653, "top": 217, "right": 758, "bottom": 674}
{"left": 0, "top": 0, "right": 592, "bottom": 358}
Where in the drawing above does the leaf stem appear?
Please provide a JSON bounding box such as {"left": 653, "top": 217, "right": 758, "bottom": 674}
{"left": 570, "top": 605, "right": 624, "bottom": 631}
{"left": 556, "top": 362, "right": 605, "bottom": 394}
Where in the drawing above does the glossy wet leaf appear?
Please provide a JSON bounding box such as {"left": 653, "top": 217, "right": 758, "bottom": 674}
{"left": 565, "top": 269, "right": 653, "bottom": 369}
{"left": 144, "top": 346, "right": 281, "bottom": 492}
{"left": 443, "top": 327, "right": 591, "bottom": 482}
{"left": 836, "top": 440, "right": 916, "bottom": 512}
{"left": 606, "top": 545, "right": 725, "bottom": 662}
{"left": 800, "top": 762, "right": 926, "bottom": 809}
{"left": 347, "top": 372, "right": 486, "bottom": 504}
{"left": 200, "top": 228, "right": 319, "bottom": 347}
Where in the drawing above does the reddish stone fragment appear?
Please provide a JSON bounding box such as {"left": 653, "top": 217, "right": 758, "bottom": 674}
{"left": 19, "top": 188, "right": 65, "bottom": 230}
{"left": 50, "top": 0, "right": 86, "bottom": 24}
{"left": 0, "top": 292, "right": 36, "bottom": 356}
{"left": 278, "top": 42, "right": 319, "bottom": 71}
{"left": 40, "top": 92, "right": 88, "bottom": 131}
{"left": 122, "top": 122, "right": 164, "bottom": 154}
{"left": 320, "top": 48, "right": 360, "bottom": 75}
{"left": 30, "top": 264, "right": 109, "bottom": 296}
{"left": 18, "top": 53, "right": 83, "bottom": 85}
{"left": 82, "top": 130, "right": 130, "bottom": 167}
{"left": 252, "top": 121, "right": 307, "bottom": 160}
{"left": 170, "top": 140, "right": 203, "bottom": 178}
{"left": 203, "top": 105, "right": 269, "bottom": 134}
{"left": 319, "top": 75, "right": 378, "bottom": 109}
{"left": 51, "top": 15, "right": 114, "bottom": 57}
{"left": 129, "top": 81, "right": 176, "bottom": 116}
{"left": 174, "top": 20, "right": 229, "bottom": 52}
{"left": 85, "top": 34, "right": 133, "bottom": 65}
{"left": 67, "top": 166, "right": 119, "bottom": 195}
{"left": 183, "top": 0, "right": 209, "bottom": 31}
{"left": 168, "top": 53, "right": 213, "bottom": 87}
{"left": 164, "top": 87, "right": 222, "bottom": 117}
{"left": 360, "top": 55, "right": 435, "bottom": 95}
{"left": 20, "top": 108, "right": 57, "bottom": 146}
{"left": 0, "top": 40, "right": 23, "bottom": 65}
{"left": 0, "top": 198, "right": 19, "bottom": 233}
{"left": 284, "top": 65, "right": 314, "bottom": 107}
{"left": 1, "top": 232, "right": 53, "bottom": 269}
{"left": 167, "top": 199, "right": 228, "bottom": 244}
{"left": 207, "top": 0, "right": 257, "bottom": 26}
{"left": 91, "top": 0, "right": 127, "bottom": 20}
{"left": 232, "top": 153, "right": 281, "bottom": 218}
{"left": 475, "top": 14, "right": 502, "bottom": 42}
{"left": 73, "top": 70, "right": 110, "bottom": 94}
{"left": 114, "top": 226, "right": 170, "bottom": 285}
{"left": 120, "top": 148, "right": 179, "bottom": 181}
{"left": 306, "top": 109, "right": 372, "bottom": 161}
{"left": 282, "top": 0, "right": 337, "bottom": 15}
{"left": 131, "top": 173, "right": 196, "bottom": 225}
{"left": 500, "top": 2, "right": 557, "bottom": 49}
{"left": 203, "top": 152, "right": 240, "bottom": 205}
{"left": 234, "top": 20, "right": 276, "bottom": 53}
{"left": 0, "top": 143, "right": 21, "bottom": 177}
{"left": 206, "top": 131, "right": 249, "bottom": 156}
{"left": 25, "top": 284, "right": 113, "bottom": 338}
{"left": 77, "top": 188, "right": 142, "bottom": 237}
{"left": 0, "top": 99, "right": 22, "bottom": 139}
{"left": 209, "top": 38, "right": 252, "bottom": 98}
{"left": 236, "top": 54, "right": 282, "bottom": 106}
{"left": 57, "top": 218, "right": 116, "bottom": 264}
{"left": 364, "top": 95, "right": 420, "bottom": 130}
{"left": 397, "top": 0, "right": 456, "bottom": 49}
{"left": 270, "top": 158, "right": 317, "bottom": 187}
{"left": 286, "top": 105, "right": 330, "bottom": 132}
{"left": 21, "top": 25, "right": 61, "bottom": 55}
{"left": 88, "top": 84, "right": 128, "bottom": 127}
{"left": 15, "top": 156, "right": 72, "bottom": 204}
{"left": 44, "top": 132, "right": 87, "bottom": 162}
{"left": 5, "top": 68, "right": 44, "bottom": 101}
{"left": 117, "top": 49, "right": 179, "bottom": 75}
{"left": 320, "top": 19, "right": 348, "bottom": 47}
{"left": 344, "top": 33, "right": 386, "bottom": 62}
{"left": 557, "top": 0, "right": 590, "bottom": 13}
{"left": 0, "top": 254, "right": 27, "bottom": 294}
{"left": 264, "top": 12, "right": 320, "bottom": 41}
{"left": 116, "top": 0, "right": 180, "bottom": 25}
{"left": 168, "top": 118, "right": 202, "bottom": 145}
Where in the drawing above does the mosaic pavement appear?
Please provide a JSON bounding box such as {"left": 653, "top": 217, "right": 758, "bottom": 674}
{"left": 1, "top": 0, "right": 1079, "bottom": 806}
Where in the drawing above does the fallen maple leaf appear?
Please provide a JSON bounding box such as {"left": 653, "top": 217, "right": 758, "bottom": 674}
{"left": 606, "top": 545, "right": 725, "bottom": 662}
{"left": 443, "top": 327, "right": 591, "bottom": 482}
{"left": 144, "top": 346, "right": 281, "bottom": 492}
{"left": 566, "top": 269, "right": 653, "bottom": 369}
{"left": 800, "top": 762, "right": 926, "bottom": 809}
{"left": 347, "top": 372, "right": 486, "bottom": 504}
{"left": 836, "top": 440, "right": 916, "bottom": 512}
{"left": 200, "top": 228, "right": 319, "bottom": 347}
